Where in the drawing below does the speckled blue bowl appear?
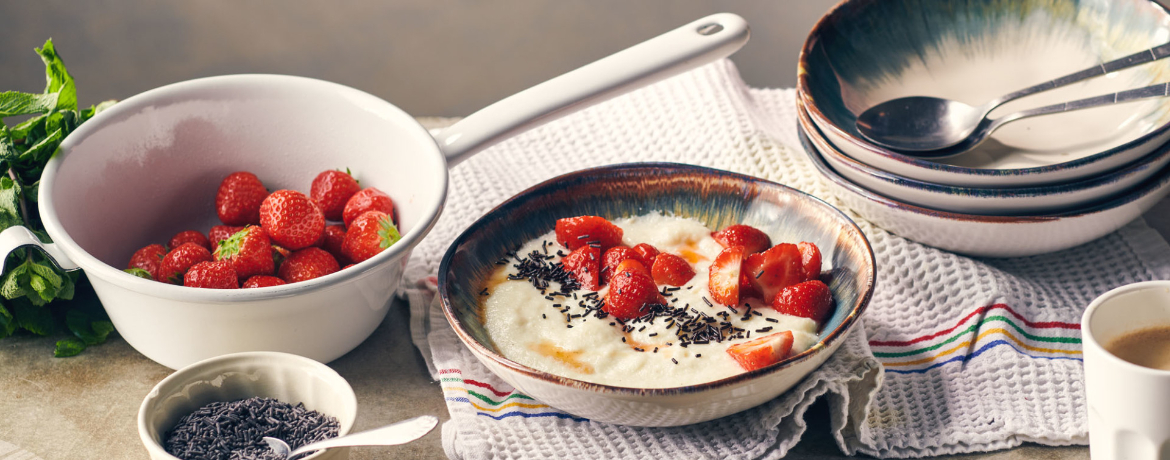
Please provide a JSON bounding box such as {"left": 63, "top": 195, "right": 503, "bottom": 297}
{"left": 438, "top": 163, "right": 875, "bottom": 426}
{"left": 798, "top": 0, "right": 1170, "bottom": 187}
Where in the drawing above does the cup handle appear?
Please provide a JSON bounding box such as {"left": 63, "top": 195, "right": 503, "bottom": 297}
{"left": 0, "top": 226, "right": 80, "bottom": 271}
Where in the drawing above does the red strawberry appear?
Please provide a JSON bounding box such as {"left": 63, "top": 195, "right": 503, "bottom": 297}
{"left": 743, "top": 243, "right": 805, "bottom": 302}
{"left": 341, "top": 210, "right": 401, "bottom": 263}
{"left": 128, "top": 244, "right": 167, "bottom": 280}
{"left": 712, "top": 225, "right": 772, "bottom": 255}
{"left": 604, "top": 265, "right": 659, "bottom": 320}
{"left": 554, "top": 216, "right": 623, "bottom": 252}
{"left": 260, "top": 190, "right": 326, "bottom": 250}
{"left": 560, "top": 245, "right": 601, "bottom": 290}
{"left": 311, "top": 170, "right": 361, "bottom": 222}
{"left": 614, "top": 259, "right": 651, "bottom": 279}
{"left": 601, "top": 246, "right": 637, "bottom": 285}
{"left": 209, "top": 225, "right": 245, "bottom": 253}
{"left": 168, "top": 230, "right": 210, "bottom": 251}
{"left": 726, "top": 331, "right": 794, "bottom": 371}
{"left": 183, "top": 260, "right": 239, "bottom": 289}
{"left": 243, "top": 275, "right": 287, "bottom": 288}
{"left": 342, "top": 187, "right": 395, "bottom": 228}
{"left": 216, "top": 171, "right": 268, "bottom": 225}
{"left": 158, "top": 243, "right": 214, "bottom": 285}
{"left": 214, "top": 226, "right": 275, "bottom": 281}
{"left": 631, "top": 243, "right": 659, "bottom": 266}
{"left": 797, "top": 242, "right": 822, "bottom": 280}
{"left": 320, "top": 224, "right": 350, "bottom": 265}
{"left": 278, "top": 247, "right": 340, "bottom": 283}
{"left": 651, "top": 253, "right": 694, "bottom": 286}
{"left": 771, "top": 280, "right": 833, "bottom": 325}
{"left": 739, "top": 271, "right": 763, "bottom": 303}
{"left": 709, "top": 246, "right": 745, "bottom": 306}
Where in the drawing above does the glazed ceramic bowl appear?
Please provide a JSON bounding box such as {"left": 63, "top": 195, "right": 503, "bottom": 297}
{"left": 797, "top": 126, "right": 1170, "bottom": 258}
{"left": 138, "top": 351, "right": 358, "bottom": 460}
{"left": 797, "top": 102, "right": 1170, "bottom": 215}
{"left": 797, "top": 0, "right": 1170, "bottom": 188}
{"left": 438, "top": 163, "right": 876, "bottom": 426}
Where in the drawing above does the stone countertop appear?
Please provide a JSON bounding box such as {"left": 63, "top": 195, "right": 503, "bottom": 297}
{"left": 0, "top": 117, "right": 1149, "bottom": 460}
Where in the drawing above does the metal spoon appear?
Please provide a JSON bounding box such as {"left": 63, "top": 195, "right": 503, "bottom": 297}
{"left": 263, "top": 415, "right": 438, "bottom": 459}
{"left": 855, "top": 42, "right": 1170, "bottom": 157}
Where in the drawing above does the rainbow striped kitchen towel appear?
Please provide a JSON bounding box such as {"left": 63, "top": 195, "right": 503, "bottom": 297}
{"left": 404, "top": 60, "right": 1170, "bottom": 458}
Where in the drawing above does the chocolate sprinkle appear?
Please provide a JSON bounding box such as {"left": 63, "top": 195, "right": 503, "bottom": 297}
{"left": 163, "top": 397, "right": 338, "bottom": 460}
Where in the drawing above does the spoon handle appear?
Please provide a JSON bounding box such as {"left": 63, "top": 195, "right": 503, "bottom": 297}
{"left": 287, "top": 415, "right": 439, "bottom": 457}
{"left": 992, "top": 82, "right": 1170, "bottom": 128}
{"left": 992, "top": 42, "right": 1170, "bottom": 107}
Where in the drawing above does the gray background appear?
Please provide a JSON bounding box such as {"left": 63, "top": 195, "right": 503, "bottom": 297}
{"left": 0, "top": 0, "right": 838, "bottom": 117}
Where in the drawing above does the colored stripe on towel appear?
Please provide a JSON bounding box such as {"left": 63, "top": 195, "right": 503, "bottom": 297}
{"left": 869, "top": 304, "right": 1079, "bottom": 348}
{"left": 439, "top": 369, "right": 585, "bottom": 422}
{"left": 884, "top": 340, "right": 1083, "bottom": 375}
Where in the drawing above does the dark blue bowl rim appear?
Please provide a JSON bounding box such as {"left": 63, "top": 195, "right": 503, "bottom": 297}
{"left": 438, "top": 162, "right": 877, "bottom": 396}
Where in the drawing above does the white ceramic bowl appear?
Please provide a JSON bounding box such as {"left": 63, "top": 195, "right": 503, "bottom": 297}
{"left": 798, "top": 125, "right": 1170, "bottom": 258}
{"left": 797, "top": 0, "right": 1170, "bottom": 188}
{"left": 137, "top": 351, "right": 358, "bottom": 460}
{"left": 798, "top": 102, "right": 1170, "bottom": 215}
{"left": 36, "top": 75, "right": 448, "bottom": 369}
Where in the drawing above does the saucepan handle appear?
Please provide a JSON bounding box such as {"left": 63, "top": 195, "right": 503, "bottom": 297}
{"left": 435, "top": 13, "right": 750, "bottom": 167}
{"left": 0, "top": 226, "right": 80, "bottom": 271}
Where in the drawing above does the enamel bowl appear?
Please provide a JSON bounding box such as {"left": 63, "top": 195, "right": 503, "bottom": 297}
{"left": 797, "top": 0, "right": 1170, "bottom": 188}
{"left": 438, "top": 163, "right": 876, "bottom": 426}
{"left": 797, "top": 125, "right": 1170, "bottom": 258}
{"left": 797, "top": 102, "right": 1170, "bottom": 215}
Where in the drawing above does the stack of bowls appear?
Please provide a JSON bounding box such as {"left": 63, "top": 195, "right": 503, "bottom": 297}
{"left": 796, "top": 0, "right": 1170, "bottom": 257}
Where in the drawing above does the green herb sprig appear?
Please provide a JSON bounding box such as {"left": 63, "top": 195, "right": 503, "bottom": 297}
{"left": 0, "top": 39, "right": 117, "bottom": 356}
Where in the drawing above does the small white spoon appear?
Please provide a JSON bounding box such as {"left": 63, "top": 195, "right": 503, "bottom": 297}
{"left": 263, "top": 415, "right": 438, "bottom": 459}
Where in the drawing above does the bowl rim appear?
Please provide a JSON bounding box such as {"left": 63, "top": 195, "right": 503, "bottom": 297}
{"left": 38, "top": 74, "right": 448, "bottom": 303}
{"left": 136, "top": 350, "right": 358, "bottom": 460}
{"left": 438, "top": 162, "right": 876, "bottom": 396}
{"left": 795, "top": 0, "right": 1170, "bottom": 178}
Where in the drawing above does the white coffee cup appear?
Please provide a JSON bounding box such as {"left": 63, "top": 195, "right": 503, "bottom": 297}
{"left": 1083, "top": 280, "right": 1170, "bottom": 459}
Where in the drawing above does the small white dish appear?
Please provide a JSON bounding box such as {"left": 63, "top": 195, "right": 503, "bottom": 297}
{"left": 138, "top": 351, "right": 358, "bottom": 460}
{"left": 798, "top": 102, "right": 1170, "bottom": 215}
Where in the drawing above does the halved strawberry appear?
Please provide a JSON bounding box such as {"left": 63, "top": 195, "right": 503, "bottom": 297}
{"left": 614, "top": 259, "right": 650, "bottom": 279}
{"left": 743, "top": 243, "right": 805, "bottom": 302}
{"left": 554, "top": 216, "right": 623, "bottom": 252}
{"left": 604, "top": 265, "right": 659, "bottom": 320}
{"left": 726, "top": 331, "right": 794, "bottom": 371}
{"left": 797, "top": 242, "right": 822, "bottom": 280}
{"left": 771, "top": 280, "right": 834, "bottom": 325}
{"left": 631, "top": 243, "right": 659, "bottom": 266}
{"left": 601, "top": 246, "right": 636, "bottom": 285}
{"left": 560, "top": 245, "right": 601, "bottom": 291}
{"left": 651, "top": 253, "right": 694, "bottom": 286}
{"left": 712, "top": 225, "right": 771, "bottom": 255}
{"left": 709, "top": 246, "right": 745, "bottom": 306}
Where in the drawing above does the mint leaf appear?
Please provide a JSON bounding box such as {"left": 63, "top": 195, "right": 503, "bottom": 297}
{"left": 2, "top": 258, "right": 65, "bottom": 306}
{"left": 65, "top": 309, "right": 113, "bottom": 345}
{"left": 80, "top": 100, "right": 116, "bottom": 122}
{"left": 124, "top": 268, "right": 152, "bottom": 280}
{"left": 0, "top": 91, "right": 60, "bottom": 118}
{"left": 0, "top": 177, "right": 23, "bottom": 231}
{"left": 54, "top": 337, "right": 85, "bottom": 357}
{"left": 35, "top": 39, "right": 77, "bottom": 111}
{"left": 11, "top": 300, "right": 54, "bottom": 335}
{"left": 0, "top": 302, "right": 15, "bottom": 339}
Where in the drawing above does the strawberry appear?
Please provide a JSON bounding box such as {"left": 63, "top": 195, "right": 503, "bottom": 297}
{"left": 554, "top": 216, "right": 623, "bottom": 252}
{"left": 209, "top": 225, "right": 245, "bottom": 252}
{"left": 341, "top": 210, "right": 401, "bottom": 263}
{"left": 560, "top": 245, "right": 601, "bottom": 290}
{"left": 272, "top": 245, "right": 291, "bottom": 269}
{"left": 739, "top": 271, "right": 763, "bottom": 303}
{"left": 278, "top": 247, "right": 340, "bottom": 283}
{"left": 183, "top": 260, "right": 239, "bottom": 289}
{"left": 158, "top": 243, "right": 214, "bottom": 285}
{"left": 712, "top": 225, "right": 771, "bottom": 255}
{"left": 726, "top": 331, "right": 794, "bottom": 371}
{"left": 601, "top": 246, "right": 637, "bottom": 285}
{"left": 128, "top": 244, "right": 167, "bottom": 280}
{"left": 708, "top": 246, "right": 745, "bottom": 306}
{"left": 631, "top": 243, "right": 659, "bottom": 266}
{"left": 651, "top": 253, "right": 694, "bottom": 286}
{"left": 214, "top": 226, "right": 275, "bottom": 281}
{"left": 342, "top": 187, "right": 395, "bottom": 227}
{"left": 603, "top": 265, "right": 659, "bottom": 320}
{"left": 797, "top": 242, "right": 822, "bottom": 280}
{"left": 243, "top": 275, "right": 287, "bottom": 288}
{"left": 614, "top": 259, "right": 651, "bottom": 279}
{"left": 311, "top": 170, "right": 361, "bottom": 221}
{"left": 320, "top": 224, "right": 350, "bottom": 265}
{"left": 216, "top": 171, "right": 268, "bottom": 226}
{"left": 260, "top": 190, "right": 326, "bottom": 250}
{"left": 743, "top": 243, "right": 805, "bottom": 302}
{"left": 771, "top": 280, "right": 833, "bottom": 325}
{"left": 168, "top": 230, "right": 210, "bottom": 251}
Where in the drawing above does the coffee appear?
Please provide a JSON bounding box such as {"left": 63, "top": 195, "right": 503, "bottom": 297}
{"left": 1104, "top": 325, "right": 1170, "bottom": 370}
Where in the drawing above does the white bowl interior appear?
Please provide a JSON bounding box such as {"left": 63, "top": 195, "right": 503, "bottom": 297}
{"left": 47, "top": 75, "right": 446, "bottom": 271}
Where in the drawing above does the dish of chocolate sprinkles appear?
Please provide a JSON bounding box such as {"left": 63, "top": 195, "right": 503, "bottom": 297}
{"left": 163, "top": 397, "right": 339, "bottom": 460}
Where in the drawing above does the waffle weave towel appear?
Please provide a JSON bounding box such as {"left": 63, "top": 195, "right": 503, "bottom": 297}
{"left": 404, "top": 59, "right": 1170, "bottom": 458}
